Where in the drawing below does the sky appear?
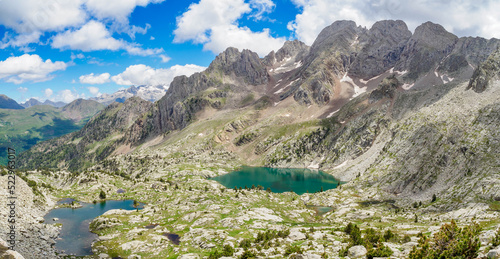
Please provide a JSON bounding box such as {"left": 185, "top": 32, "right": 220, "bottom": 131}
{"left": 1, "top": 0, "right": 500, "bottom": 104}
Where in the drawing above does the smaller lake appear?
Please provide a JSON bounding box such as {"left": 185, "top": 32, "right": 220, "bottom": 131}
{"left": 44, "top": 200, "right": 143, "bottom": 256}
{"left": 210, "top": 167, "right": 341, "bottom": 195}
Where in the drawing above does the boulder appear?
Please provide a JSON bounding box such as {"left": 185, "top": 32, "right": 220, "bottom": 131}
{"left": 348, "top": 245, "right": 368, "bottom": 258}
{"left": 290, "top": 253, "right": 322, "bottom": 259}
{"left": 2, "top": 250, "right": 25, "bottom": 259}
{"left": 488, "top": 250, "right": 499, "bottom": 259}
{"left": 178, "top": 253, "right": 200, "bottom": 259}
{"left": 288, "top": 231, "right": 306, "bottom": 241}
{"left": 0, "top": 238, "right": 9, "bottom": 253}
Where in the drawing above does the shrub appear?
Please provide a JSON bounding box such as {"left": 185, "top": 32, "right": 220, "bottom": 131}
{"left": 367, "top": 242, "right": 393, "bottom": 259}
{"left": 284, "top": 244, "right": 302, "bottom": 256}
{"left": 239, "top": 249, "right": 256, "bottom": 259}
{"left": 432, "top": 194, "right": 437, "bottom": 203}
{"left": 99, "top": 190, "right": 106, "bottom": 200}
{"left": 383, "top": 229, "right": 396, "bottom": 242}
{"left": 492, "top": 228, "right": 500, "bottom": 247}
{"left": 240, "top": 238, "right": 252, "bottom": 249}
{"left": 409, "top": 220, "right": 481, "bottom": 259}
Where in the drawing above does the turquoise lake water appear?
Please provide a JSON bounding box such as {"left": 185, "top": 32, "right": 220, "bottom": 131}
{"left": 210, "top": 166, "right": 341, "bottom": 195}
{"left": 44, "top": 200, "right": 142, "bottom": 256}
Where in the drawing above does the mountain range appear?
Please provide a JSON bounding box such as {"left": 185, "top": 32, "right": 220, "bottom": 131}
{"left": 89, "top": 85, "right": 169, "bottom": 105}
{"left": 7, "top": 19, "right": 500, "bottom": 259}
{"left": 21, "top": 98, "right": 67, "bottom": 108}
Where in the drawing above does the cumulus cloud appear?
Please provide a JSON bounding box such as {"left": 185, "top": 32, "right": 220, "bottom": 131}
{"left": 0, "top": 0, "right": 165, "bottom": 55}
{"left": 204, "top": 25, "right": 284, "bottom": 56}
{"left": 51, "top": 20, "right": 163, "bottom": 56}
{"left": 87, "top": 86, "right": 101, "bottom": 96}
{"left": 111, "top": 64, "right": 206, "bottom": 86}
{"left": 52, "top": 21, "right": 123, "bottom": 51}
{"left": 79, "top": 72, "right": 111, "bottom": 84}
{"left": 0, "top": 0, "right": 87, "bottom": 34}
{"left": 0, "top": 54, "right": 68, "bottom": 84}
{"left": 44, "top": 88, "right": 53, "bottom": 98}
{"left": 289, "top": 0, "right": 500, "bottom": 45}
{"left": 173, "top": 0, "right": 285, "bottom": 56}
{"left": 54, "top": 89, "right": 84, "bottom": 103}
{"left": 85, "top": 0, "right": 165, "bottom": 23}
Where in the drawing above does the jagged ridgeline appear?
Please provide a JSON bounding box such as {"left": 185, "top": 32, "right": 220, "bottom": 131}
{"left": 19, "top": 20, "right": 500, "bottom": 203}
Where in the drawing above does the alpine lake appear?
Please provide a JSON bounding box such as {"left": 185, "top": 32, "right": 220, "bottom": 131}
{"left": 44, "top": 199, "right": 143, "bottom": 256}
{"left": 210, "top": 166, "right": 342, "bottom": 195}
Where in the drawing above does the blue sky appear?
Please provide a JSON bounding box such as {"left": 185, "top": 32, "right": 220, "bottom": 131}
{"left": 1, "top": 0, "right": 499, "bottom": 104}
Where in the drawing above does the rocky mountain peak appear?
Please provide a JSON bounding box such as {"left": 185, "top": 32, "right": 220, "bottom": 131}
{"left": 412, "top": 21, "right": 458, "bottom": 48}
{"left": 310, "top": 20, "right": 361, "bottom": 54}
{"left": 369, "top": 20, "right": 411, "bottom": 40}
{"left": 263, "top": 40, "right": 310, "bottom": 67}
{"left": 349, "top": 20, "right": 411, "bottom": 79}
{"left": 467, "top": 46, "right": 500, "bottom": 92}
{"left": 0, "top": 94, "right": 24, "bottom": 109}
{"left": 207, "top": 47, "right": 268, "bottom": 85}
{"left": 276, "top": 40, "right": 309, "bottom": 62}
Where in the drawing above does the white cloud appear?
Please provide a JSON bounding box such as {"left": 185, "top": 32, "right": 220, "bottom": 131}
{"left": 0, "top": 0, "right": 87, "bottom": 34}
{"left": 51, "top": 20, "right": 164, "bottom": 56}
{"left": 54, "top": 89, "right": 84, "bottom": 103}
{"left": 85, "top": 0, "right": 165, "bottom": 23}
{"left": 17, "top": 87, "right": 28, "bottom": 93}
{"left": 249, "top": 0, "right": 275, "bottom": 21}
{"left": 159, "top": 54, "right": 171, "bottom": 63}
{"left": 87, "top": 86, "right": 101, "bottom": 96}
{"left": 44, "top": 88, "right": 53, "bottom": 98}
{"left": 288, "top": 0, "right": 500, "bottom": 45}
{"left": 79, "top": 72, "right": 111, "bottom": 84}
{"left": 204, "top": 25, "right": 285, "bottom": 56}
{"left": 71, "top": 53, "right": 85, "bottom": 60}
{"left": 52, "top": 21, "right": 123, "bottom": 52}
{"left": 173, "top": 0, "right": 285, "bottom": 56}
{"left": 0, "top": 0, "right": 166, "bottom": 54}
{"left": 124, "top": 44, "right": 164, "bottom": 56}
{"left": 111, "top": 64, "right": 206, "bottom": 86}
{"left": 0, "top": 54, "right": 68, "bottom": 84}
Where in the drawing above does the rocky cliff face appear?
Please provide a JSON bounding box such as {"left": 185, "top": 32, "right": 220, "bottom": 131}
{"left": 262, "top": 39, "right": 309, "bottom": 67}
{"left": 127, "top": 46, "right": 272, "bottom": 144}
{"left": 467, "top": 46, "right": 500, "bottom": 92}
{"left": 349, "top": 20, "right": 411, "bottom": 79}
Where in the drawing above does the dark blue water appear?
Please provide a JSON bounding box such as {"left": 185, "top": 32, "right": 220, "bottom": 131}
{"left": 210, "top": 166, "right": 341, "bottom": 195}
{"left": 44, "top": 200, "right": 142, "bottom": 256}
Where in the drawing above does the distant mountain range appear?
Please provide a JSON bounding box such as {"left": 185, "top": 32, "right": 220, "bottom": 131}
{"left": 0, "top": 98, "right": 104, "bottom": 165}
{"left": 21, "top": 98, "right": 67, "bottom": 108}
{"left": 89, "top": 85, "right": 168, "bottom": 105}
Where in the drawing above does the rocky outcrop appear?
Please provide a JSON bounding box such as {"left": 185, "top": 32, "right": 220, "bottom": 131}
{"left": 262, "top": 40, "right": 310, "bottom": 66}
{"left": 291, "top": 20, "right": 362, "bottom": 105}
{"left": 369, "top": 75, "right": 401, "bottom": 103}
{"left": 206, "top": 47, "right": 268, "bottom": 85}
{"left": 467, "top": 47, "right": 500, "bottom": 93}
{"left": 396, "top": 22, "right": 458, "bottom": 81}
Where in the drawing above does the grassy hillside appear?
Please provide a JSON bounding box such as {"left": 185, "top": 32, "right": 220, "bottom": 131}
{"left": 0, "top": 104, "right": 102, "bottom": 165}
